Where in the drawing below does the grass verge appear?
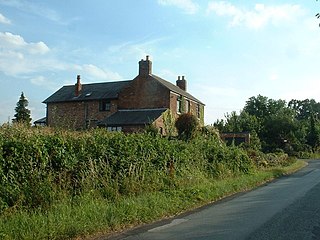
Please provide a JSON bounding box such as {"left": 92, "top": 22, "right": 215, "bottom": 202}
{"left": 0, "top": 160, "right": 307, "bottom": 240}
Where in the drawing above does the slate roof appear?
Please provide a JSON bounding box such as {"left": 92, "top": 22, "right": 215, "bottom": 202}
{"left": 43, "top": 80, "right": 132, "bottom": 103}
{"left": 98, "top": 108, "right": 167, "bottom": 126}
{"left": 34, "top": 117, "right": 47, "bottom": 125}
{"left": 43, "top": 75, "right": 204, "bottom": 105}
{"left": 151, "top": 74, "right": 204, "bottom": 105}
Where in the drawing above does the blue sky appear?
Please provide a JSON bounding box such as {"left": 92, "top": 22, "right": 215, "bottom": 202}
{"left": 0, "top": 0, "right": 319, "bottom": 125}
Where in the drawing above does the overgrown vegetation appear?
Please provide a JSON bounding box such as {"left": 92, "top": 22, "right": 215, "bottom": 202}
{"left": 175, "top": 113, "right": 199, "bottom": 140}
{"left": 215, "top": 95, "right": 320, "bottom": 157}
{"left": 0, "top": 123, "right": 296, "bottom": 239}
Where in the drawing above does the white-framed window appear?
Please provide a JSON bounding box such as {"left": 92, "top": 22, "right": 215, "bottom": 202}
{"left": 107, "top": 126, "right": 122, "bottom": 132}
{"left": 99, "top": 100, "right": 111, "bottom": 111}
{"left": 177, "top": 96, "right": 182, "bottom": 113}
{"left": 186, "top": 100, "right": 190, "bottom": 113}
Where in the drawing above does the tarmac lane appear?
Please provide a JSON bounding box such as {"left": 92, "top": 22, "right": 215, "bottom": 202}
{"left": 108, "top": 160, "right": 320, "bottom": 240}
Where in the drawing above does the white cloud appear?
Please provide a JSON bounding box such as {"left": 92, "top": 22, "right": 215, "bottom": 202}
{"left": 30, "top": 75, "right": 48, "bottom": 86}
{"left": 30, "top": 75, "right": 60, "bottom": 91}
{"left": 158, "top": 0, "right": 199, "bottom": 14}
{"left": 0, "top": 32, "right": 49, "bottom": 54}
{"left": 107, "top": 37, "right": 168, "bottom": 65}
{"left": 0, "top": 32, "right": 51, "bottom": 76}
{"left": 207, "top": 1, "right": 304, "bottom": 29}
{"left": 0, "top": 0, "right": 70, "bottom": 25}
{"left": 0, "top": 13, "right": 11, "bottom": 24}
{"left": 81, "top": 64, "right": 122, "bottom": 81}
{"left": 0, "top": 31, "right": 122, "bottom": 85}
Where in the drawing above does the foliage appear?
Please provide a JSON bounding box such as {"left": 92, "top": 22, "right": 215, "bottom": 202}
{"left": 162, "top": 110, "right": 177, "bottom": 137}
{"left": 199, "top": 104, "right": 205, "bottom": 126}
{"left": 215, "top": 95, "right": 320, "bottom": 156}
{"left": 144, "top": 124, "right": 159, "bottom": 136}
{"left": 12, "top": 92, "right": 31, "bottom": 126}
{"left": 306, "top": 115, "right": 320, "bottom": 152}
{"left": 175, "top": 113, "right": 199, "bottom": 140}
{"left": 0, "top": 124, "right": 259, "bottom": 214}
{"left": 199, "top": 125, "right": 221, "bottom": 141}
{"left": 0, "top": 160, "right": 305, "bottom": 240}
{"left": 0, "top": 124, "right": 302, "bottom": 239}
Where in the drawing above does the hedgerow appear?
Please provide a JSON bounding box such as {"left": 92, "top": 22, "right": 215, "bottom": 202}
{"left": 0, "top": 124, "right": 273, "bottom": 214}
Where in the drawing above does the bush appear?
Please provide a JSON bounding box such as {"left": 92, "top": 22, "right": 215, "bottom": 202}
{"left": 0, "top": 124, "right": 257, "bottom": 213}
{"left": 175, "top": 113, "right": 199, "bottom": 140}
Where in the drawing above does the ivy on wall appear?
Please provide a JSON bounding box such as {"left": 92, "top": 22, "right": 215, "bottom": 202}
{"left": 200, "top": 105, "right": 205, "bottom": 126}
{"left": 162, "top": 109, "right": 177, "bottom": 137}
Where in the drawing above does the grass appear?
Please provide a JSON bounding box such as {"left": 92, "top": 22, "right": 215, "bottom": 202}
{"left": 0, "top": 160, "right": 307, "bottom": 240}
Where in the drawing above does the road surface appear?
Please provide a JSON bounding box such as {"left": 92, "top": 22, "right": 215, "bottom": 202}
{"left": 109, "top": 160, "right": 320, "bottom": 240}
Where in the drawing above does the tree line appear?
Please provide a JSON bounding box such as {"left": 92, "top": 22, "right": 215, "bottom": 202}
{"left": 214, "top": 95, "right": 320, "bottom": 156}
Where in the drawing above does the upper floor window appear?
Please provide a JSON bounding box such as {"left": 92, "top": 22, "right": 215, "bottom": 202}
{"left": 196, "top": 104, "right": 200, "bottom": 118}
{"left": 177, "top": 96, "right": 182, "bottom": 113}
{"left": 100, "top": 100, "right": 111, "bottom": 111}
{"left": 186, "top": 100, "right": 190, "bottom": 113}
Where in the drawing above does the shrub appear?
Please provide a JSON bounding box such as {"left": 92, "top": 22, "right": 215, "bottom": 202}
{"left": 175, "top": 113, "right": 199, "bottom": 140}
{"left": 0, "top": 124, "right": 257, "bottom": 213}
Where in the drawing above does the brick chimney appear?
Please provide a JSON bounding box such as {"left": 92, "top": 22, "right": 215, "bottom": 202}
{"left": 75, "top": 75, "right": 82, "bottom": 96}
{"left": 139, "top": 55, "right": 152, "bottom": 76}
{"left": 176, "top": 76, "right": 187, "bottom": 91}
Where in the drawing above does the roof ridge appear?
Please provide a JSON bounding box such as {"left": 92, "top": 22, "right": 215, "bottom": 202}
{"left": 150, "top": 74, "right": 204, "bottom": 105}
{"left": 62, "top": 79, "right": 132, "bottom": 87}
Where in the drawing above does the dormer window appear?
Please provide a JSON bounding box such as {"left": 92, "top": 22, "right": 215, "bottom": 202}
{"left": 99, "top": 100, "right": 111, "bottom": 111}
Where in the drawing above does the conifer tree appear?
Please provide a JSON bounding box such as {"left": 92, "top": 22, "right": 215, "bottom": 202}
{"left": 13, "top": 92, "right": 32, "bottom": 125}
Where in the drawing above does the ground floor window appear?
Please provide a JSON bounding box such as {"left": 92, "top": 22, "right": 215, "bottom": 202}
{"left": 107, "top": 126, "right": 122, "bottom": 132}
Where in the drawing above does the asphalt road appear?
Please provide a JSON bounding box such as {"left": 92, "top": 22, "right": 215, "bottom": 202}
{"left": 109, "top": 160, "right": 320, "bottom": 240}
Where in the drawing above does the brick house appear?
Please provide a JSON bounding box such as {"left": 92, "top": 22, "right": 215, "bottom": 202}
{"left": 42, "top": 56, "right": 205, "bottom": 133}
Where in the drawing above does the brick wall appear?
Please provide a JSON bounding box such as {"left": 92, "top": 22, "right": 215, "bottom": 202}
{"left": 169, "top": 92, "right": 204, "bottom": 126}
{"left": 118, "top": 75, "right": 171, "bottom": 110}
{"left": 47, "top": 99, "right": 118, "bottom": 129}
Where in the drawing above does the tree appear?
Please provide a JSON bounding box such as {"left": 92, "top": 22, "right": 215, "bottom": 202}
{"left": 13, "top": 92, "right": 32, "bottom": 125}
{"left": 307, "top": 115, "right": 320, "bottom": 152}
{"left": 262, "top": 108, "right": 298, "bottom": 153}
{"left": 214, "top": 111, "right": 259, "bottom": 133}
{"left": 175, "top": 113, "right": 199, "bottom": 140}
{"left": 288, "top": 99, "right": 320, "bottom": 121}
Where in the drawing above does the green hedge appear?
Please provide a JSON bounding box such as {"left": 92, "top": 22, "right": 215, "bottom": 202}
{"left": 0, "top": 124, "right": 256, "bottom": 212}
